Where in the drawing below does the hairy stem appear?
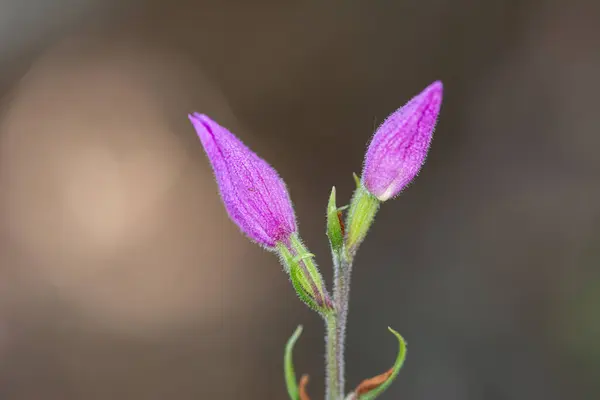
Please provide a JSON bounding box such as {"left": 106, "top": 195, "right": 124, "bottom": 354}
{"left": 326, "top": 252, "right": 353, "bottom": 400}
{"left": 326, "top": 182, "right": 380, "bottom": 399}
{"left": 325, "top": 312, "right": 340, "bottom": 400}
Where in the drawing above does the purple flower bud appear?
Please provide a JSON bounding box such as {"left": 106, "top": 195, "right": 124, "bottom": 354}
{"left": 189, "top": 113, "right": 297, "bottom": 248}
{"left": 362, "top": 81, "right": 443, "bottom": 201}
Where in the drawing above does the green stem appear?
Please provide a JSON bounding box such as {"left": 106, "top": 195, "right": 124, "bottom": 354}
{"left": 327, "top": 182, "right": 380, "bottom": 400}
{"left": 325, "top": 250, "right": 353, "bottom": 400}
{"left": 325, "top": 181, "right": 380, "bottom": 400}
{"left": 325, "top": 313, "right": 339, "bottom": 400}
{"left": 331, "top": 253, "right": 352, "bottom": 400}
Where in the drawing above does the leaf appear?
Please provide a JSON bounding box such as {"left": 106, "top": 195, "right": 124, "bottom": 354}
{"left": 356, "top": 368, "right": 394, "bottom": 395}
{"left": 354, "top": 327, "right": 407, "bottom": 400}
{"left": 299, "top": 374, "right": 311, "bottom": 400}
{"left": 284, "top": 325, "right": 303, "bottom": 400}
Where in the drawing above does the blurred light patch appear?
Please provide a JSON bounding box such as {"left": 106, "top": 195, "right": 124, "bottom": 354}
{"left": 0, "top": 38, "right": 256, "bottom": 335}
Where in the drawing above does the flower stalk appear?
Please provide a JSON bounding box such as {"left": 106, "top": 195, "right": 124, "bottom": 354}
{"left": 328, "top": 252, "right": 351, "bottom": 400}
{"left": 326, "top": 183, "right": 381, "bottom": 399}
{"left": 325, "top": 313, "right": 340, "bottom": 400}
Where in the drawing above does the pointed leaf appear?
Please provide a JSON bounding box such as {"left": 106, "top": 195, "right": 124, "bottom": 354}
{"left": 355, "top": 327, "right": 407, "bottom": 400}
{"left": 284, "top": 325, "right": 303, "bottom": 400}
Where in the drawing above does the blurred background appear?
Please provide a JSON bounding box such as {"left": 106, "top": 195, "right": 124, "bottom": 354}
{"left": 0, "top": 0, "right": 599, "bottom": 399}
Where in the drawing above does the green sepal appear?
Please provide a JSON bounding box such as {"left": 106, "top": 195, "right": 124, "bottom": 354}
{"left": 352, "top": 172, "right": 361, "bottom": 188}
{"left": 345, "top": 182, "right": 380, "bottom": 255}
{"left": 289, "top": 260, "right": 323, "bottom": 312}
{"left": 277, "top": 235, "right": 333, "bottom": 314}
{"left": 355, "top": 327, "right": 407, "bottom": 400}
{"left": 284, "top": 325, "right": 303, "bottom": 400}
{"left": 326, "top": 186, "right": 345, "bottom": 254}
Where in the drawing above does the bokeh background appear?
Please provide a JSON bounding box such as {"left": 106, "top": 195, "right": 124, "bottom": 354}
{"left": 0, "top": 1, "right": 599, "bottom": 399}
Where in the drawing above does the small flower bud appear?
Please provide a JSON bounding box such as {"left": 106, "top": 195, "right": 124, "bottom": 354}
{"left": 326, "top": 186, "right": 345, "bottom": 254}
{"left": 189, "top": 113, "right": 297, "bottom": 248}
{"left": 362, "top": 81, "right": 443, "bottom": 201}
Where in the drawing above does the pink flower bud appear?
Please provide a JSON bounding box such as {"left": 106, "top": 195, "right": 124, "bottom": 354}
{"left": 189, "top": 113, "right": 297, "bottom": 248}
{"left": 362, "top": 81, "right": 443, "bottom": 201}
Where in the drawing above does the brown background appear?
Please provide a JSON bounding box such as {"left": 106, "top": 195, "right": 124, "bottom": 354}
{"left": 0, "top": 1, "right": 599, "bottom": 399}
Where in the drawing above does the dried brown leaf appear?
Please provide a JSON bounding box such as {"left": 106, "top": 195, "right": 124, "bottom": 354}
{"left": 355, "top": 368, "right": 394, "bottom": 396}
{"left": 299, "top": 374, "right": 311, "bottom": 400}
